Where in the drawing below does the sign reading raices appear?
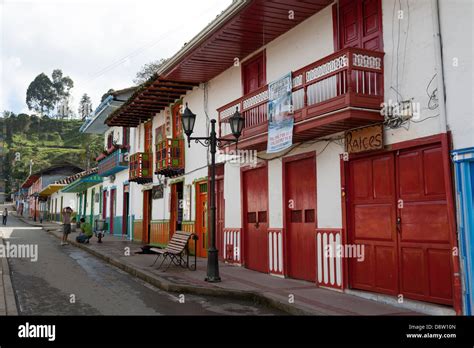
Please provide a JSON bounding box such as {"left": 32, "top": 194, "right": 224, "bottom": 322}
{"left": 267, "top": 73, "right": 294, "bottom": 154}
{"left": 345, "top": 124, "right": 383, "bottom": 154}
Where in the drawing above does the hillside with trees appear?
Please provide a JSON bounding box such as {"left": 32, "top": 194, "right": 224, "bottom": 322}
{"left": 1, "top": 112, "right": 103, "bottom": 195}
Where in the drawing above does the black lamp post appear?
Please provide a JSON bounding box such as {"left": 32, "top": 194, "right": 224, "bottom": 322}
{"left": 181, "top": 103, "right": 244, "bottom": 282}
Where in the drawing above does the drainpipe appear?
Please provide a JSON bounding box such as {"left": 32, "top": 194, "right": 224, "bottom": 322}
{"left": 432, "top": 0, "right": 462, "bottom": 315}
{"left": 431, "top": 0, "right": 448, "bottom": 133}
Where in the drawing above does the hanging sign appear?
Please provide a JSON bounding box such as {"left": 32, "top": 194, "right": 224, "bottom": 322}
{"left": 152, "top": 185, "right": 164, "bottom": 199}
{"left": 267, "top": 73, "right": 294, "bottom": 153}
{"left": 345, "top": 124, "right": 383, "bottom": 154}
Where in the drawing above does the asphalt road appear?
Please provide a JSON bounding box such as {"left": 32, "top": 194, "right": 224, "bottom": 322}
{"left": 2, "top": 213, "right": 283, "bottom": 315}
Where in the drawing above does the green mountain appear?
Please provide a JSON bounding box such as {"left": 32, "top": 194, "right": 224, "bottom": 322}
{"left": 1, "top": 113, "right": 103, "bottom": 195}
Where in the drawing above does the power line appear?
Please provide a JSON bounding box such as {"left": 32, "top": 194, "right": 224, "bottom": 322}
{"left": 85, "top": 2, "right": 223, "bottom": 84}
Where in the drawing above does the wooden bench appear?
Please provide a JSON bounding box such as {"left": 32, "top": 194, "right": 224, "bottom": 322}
{"left": 150, "top": 231, "right": 196, "bottom": 271}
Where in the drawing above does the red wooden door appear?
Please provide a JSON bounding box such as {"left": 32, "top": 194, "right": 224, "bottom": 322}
{"left": 172, "top": 103, "right": 182, "bottom": 138}
{"left": 109, "top": 188, "right": 116, "bottom": 234}
{"left": 348, "top": 145, "right": 454, "bottom": 305}
{"left": 348, "top": 153, "right": 398, "bottom": 295}
{"left": 142, "top": 190, "right": 152, "bottom": 244}
{"left": 122, "top": 185, "right": 129, "bottom": 236}
{"left": 216, "top": 178, "right": 225, "bottom": 261}
{"left": 195, "top": 182, "right": 208, "bottom": 257}
{"left": 102, "top": 190, "right": 107, "bottom": 219}
{"left": 338, "top": 0, "right": 382, "bottom": 51}
{"left": 285, "top": 156, "right": 317, "bottom": 282}
{"left": 144, "top": 121, "right": 153, "bottom": 153}
{"left": 242, "top": 53, "right": 265, "bottom": 95}
{"left": 397, "top": 145, "right": 453, "bottom": 305}
{"left": 243, "top": 166, "right": 268, "bottom": 273}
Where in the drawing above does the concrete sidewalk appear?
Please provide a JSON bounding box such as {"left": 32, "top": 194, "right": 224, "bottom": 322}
{"left": 0, "top": 205, "right": 19, "bottom": 315}
{"left": 19, "top": 216, "right": 423, "bottom": 315}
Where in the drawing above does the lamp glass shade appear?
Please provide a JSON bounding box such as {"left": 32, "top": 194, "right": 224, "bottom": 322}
{"left": 181, "top": 104, "right": 196, "bottom": 136}
{"left": 229, "top": 108, "right": 244, "bottom": 139}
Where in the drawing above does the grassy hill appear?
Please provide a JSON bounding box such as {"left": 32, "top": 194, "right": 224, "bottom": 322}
{"left": 1, "top": 114, "right": 103, "bottom": 195}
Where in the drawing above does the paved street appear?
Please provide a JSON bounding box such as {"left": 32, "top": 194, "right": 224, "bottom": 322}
{"left": 2, "top": 214, "right": 283, "bottom": 315}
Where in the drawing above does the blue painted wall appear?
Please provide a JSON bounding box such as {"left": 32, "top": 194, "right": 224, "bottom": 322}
{"left": 452, "top": 147, "right": 474, "bottom": 315}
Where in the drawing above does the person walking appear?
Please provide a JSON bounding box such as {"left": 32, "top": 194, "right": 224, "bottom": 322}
{"left": 2, "top": 208, "right": 8, "bottom": 225}
{"left": 61, "top": 207, "right": 73, "bottom": 246}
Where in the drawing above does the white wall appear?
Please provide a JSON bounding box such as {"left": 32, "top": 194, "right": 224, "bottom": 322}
{"left": 49, "top": 191, "right": 77, "bottom": 215}
{"left": 266, "top": 4, "right": 335, "bottom": 82}
{"left": 382, "top": 0, "right": 444, "bottom": 144}
{"left": 439, "top": 0, "right": 474, "bottom": 149}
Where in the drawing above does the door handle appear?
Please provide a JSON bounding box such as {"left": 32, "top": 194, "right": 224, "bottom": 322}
{"left": 255, "top": 221, "right": 259, "bottom": 229}
{"left": 396, "top": 217, "right": 401, "bottom": 233}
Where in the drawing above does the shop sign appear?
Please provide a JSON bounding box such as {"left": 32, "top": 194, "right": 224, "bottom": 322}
{"left": 345, "top": 124, "right": 383, "bottom": 154}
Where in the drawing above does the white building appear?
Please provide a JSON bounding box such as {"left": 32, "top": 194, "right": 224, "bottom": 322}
{"left": 105, "top": 0, "right": 473, "bottom": 314}
{"left": 80, "top": 87, "right": 137, "bottom": 237}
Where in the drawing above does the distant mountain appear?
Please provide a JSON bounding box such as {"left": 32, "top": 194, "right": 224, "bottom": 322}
{"left": 0, "top": 113, "right": 103, "bottom": 195}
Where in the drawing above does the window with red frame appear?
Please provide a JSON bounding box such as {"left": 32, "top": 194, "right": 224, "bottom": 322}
{"left": 107, "top": 132, "right": 114, "bottom": 149}
{"left": 122, "top": 127, "right": 130, "bottom": 149}
{"left": 335, "top": 0, "right": 383, "bottom": 51}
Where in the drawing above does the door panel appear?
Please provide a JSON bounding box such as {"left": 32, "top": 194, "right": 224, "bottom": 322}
{"left": 144, "top": 121, "right": 153, "bottom": 153}
{"left": 142, "top": 190, "right": 152, "bottom": 244}
{"left": 397, "top": 145, "right": 453, "bottom": 304}
{"left": 338, "top": 0, "right": 382, "bottom": 51}
{"left": 348, "top": 145, "right": 454, "bottom": 305}
{"left": 243, "top": 166, "right": 268, "bottom": 273}
{"left": 109, "top": 189, "right": 115, "bottom": 234}
{"left": 196, "top": 182, "right": 208, "bottom": 257}
{"left": 216, "top": 179, "right": 225, "bottom": 261}
{"left": 285, "top": 156, "right": 317, "bottom": 282}
{"left": 348, "top": 153, "right": 398, "bottom": 295}
{"left": 242, "top": 53, "right": 265, "bottom": 95}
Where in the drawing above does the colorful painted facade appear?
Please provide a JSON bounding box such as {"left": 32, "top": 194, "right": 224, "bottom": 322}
{"left": 18, "top": 1, "right": 472, "bottom": 315}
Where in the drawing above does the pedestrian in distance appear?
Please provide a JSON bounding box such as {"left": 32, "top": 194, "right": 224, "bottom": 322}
{"left": 61, "top": 207, "right": 73, "bottom": 246}
{"left": 2, "top": 208, "right": 8, "bottom": 225}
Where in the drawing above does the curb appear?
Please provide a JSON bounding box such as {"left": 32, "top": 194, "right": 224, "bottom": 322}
{"left": 0, "top": 237, "right": 19, "bottom": 315}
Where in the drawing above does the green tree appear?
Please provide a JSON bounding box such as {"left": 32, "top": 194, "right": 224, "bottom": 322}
{"left": 26, "top": 70, "right": 74, "bottom": 118}
{"left": 101, "top": 88, "right": 114, "bottom": 103}
{"left": 133, "top": 58, "right": 168, "bottom": 85}
{"left": 26, "top": 73, "right": 57, "bottom": 115}
{"left": 51, "top": 69, "right": 74, "bottom": 101}
{"left": 78, "top": 93, "right": 93, "bottom": 120}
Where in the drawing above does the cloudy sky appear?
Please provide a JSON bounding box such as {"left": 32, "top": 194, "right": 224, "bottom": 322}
{"left": 0, "top": 0, "right": 232, "bottom": 115}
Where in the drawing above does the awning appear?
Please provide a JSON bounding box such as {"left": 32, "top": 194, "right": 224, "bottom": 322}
{"left": 62, "top": 174, "right": 103, "bottom": 193}
{"left": 21, "top": 174, "right": 40, "bottom": 189}
{"left": 105, "top": 78, "right": 198, "bottom": 127}
{"left": 158, "top": 0, "right": 332, "bottom": 82}
{"left": 105, "top": 0, "right": 332, "bottom": 127}
{"left": 81, "top": 87, "right": 137, "bottom": 133}
{"left": 38, "top": 184, "right": 65, "bottom": 197}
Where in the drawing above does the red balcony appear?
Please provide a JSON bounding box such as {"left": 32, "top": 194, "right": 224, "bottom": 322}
{"left": 155, "top": 138, "right": 185, "bottom": 177}
{"left": 129, "top": 152, "right": 153, "bottom": 184}
{"left": 218, "top": 47, "right": 385, "bottom": 151}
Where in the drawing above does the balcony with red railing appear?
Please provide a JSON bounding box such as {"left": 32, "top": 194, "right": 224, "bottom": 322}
{"left": 129, "top": 152, "right": 153, "bottom": 184}
{"left": 155, "top": 138, "right": 185, "bottom": 178}
{"left": 218, "top": 47, "right": 385, "bottom": 151}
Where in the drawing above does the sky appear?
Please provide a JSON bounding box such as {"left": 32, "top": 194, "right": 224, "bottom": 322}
{"left": 0, "top": 0, "right": 232, "bottom": 115}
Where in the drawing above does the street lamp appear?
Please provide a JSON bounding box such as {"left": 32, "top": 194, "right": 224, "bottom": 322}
{"left": 181, "top": 103, "right": 244, "bottom": 282}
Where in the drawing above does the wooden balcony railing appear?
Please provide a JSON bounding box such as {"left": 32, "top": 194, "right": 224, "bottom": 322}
{"left": 218, "top": 47, "right": 385, "bottom": 147}
{"left": 129, "top": 152, "right": 153, "bottom": 184}
{"left": 97, "top": 149, "right": 128, "bottom": 177}
{"left": 155, "top": 138, "right": 185, "bottom": 177}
